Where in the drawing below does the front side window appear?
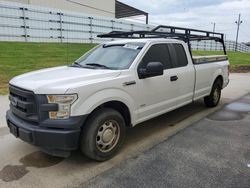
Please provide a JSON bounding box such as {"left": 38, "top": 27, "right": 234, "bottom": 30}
{"left": 75, "top": 43, "right": 144, "bottom": 70}
{"left": 139, "top": 44, "right": 172, "bottom": 69}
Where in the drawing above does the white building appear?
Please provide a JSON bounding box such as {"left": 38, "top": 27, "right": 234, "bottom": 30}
{"left": 5, "top": 0, "right": 148, "bottom": 22}
{"left": 6, "top": 0, "right": 116, "bottom": 17}
{"left": 0, "top": 0, "right": 150, "bottom": 43}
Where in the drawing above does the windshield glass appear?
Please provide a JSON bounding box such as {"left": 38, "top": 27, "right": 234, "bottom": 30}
{"left": 75, "top": 43, "right": 144, "bottom": 70}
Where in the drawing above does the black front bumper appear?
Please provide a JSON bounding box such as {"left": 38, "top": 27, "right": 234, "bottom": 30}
{"left": 6, "top": 110, "right": 87, "bottom": 157}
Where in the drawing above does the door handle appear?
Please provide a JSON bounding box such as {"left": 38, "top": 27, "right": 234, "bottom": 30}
{"left": 123, "top": 81, "right": 136, "bottom": 86}
{"left": 170, "top": 75, "right": 178, "bottom": 82}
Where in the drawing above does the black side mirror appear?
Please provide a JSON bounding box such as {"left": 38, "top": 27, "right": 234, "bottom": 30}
{"left": 139, "top": 62, "right": 164, "bottom": 79}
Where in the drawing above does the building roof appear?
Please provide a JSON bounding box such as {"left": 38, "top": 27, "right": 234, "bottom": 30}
{"left": 115, "top": 0, "right": 148, "bottom": 24}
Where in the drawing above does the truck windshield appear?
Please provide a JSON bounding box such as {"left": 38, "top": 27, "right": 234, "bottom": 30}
{"left": 74, "top": 43, "right": 144, "bottom": 70}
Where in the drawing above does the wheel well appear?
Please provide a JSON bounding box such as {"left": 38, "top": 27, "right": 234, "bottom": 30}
{"left": 90, "top": 101, "right": 131, "bottom": 127}
{"left": 215, "top": 75, "right": 223, "bottom": 88}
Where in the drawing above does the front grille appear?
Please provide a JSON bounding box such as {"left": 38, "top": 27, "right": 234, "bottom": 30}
{"left": 9, "top": 85, "right": 38, "bottom": 122}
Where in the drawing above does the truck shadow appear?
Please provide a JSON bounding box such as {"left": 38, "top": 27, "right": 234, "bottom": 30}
{"left": 126, "top": 100, "right": 206, "bottom": 144}
{"left": 68, "top": 99, "right": 207, "bottom": 163}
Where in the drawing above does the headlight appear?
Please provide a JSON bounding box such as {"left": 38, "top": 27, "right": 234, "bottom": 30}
{"left": 47, "top": 94, "right": 77, "bottom": 119}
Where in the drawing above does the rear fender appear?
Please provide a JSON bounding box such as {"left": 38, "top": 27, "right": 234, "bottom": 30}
{"left": 210, "top": 68, "right": 223, "bottom": 91}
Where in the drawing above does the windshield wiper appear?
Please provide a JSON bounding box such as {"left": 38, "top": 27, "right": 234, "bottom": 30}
{"left": 70, "top": 62, "right": 94, "bottom": 69}
{"left": 71, "top": 62, "right": 84, "bottom": 68}
{"left": 86, "top": 63, "right": 111, "bottom": 69}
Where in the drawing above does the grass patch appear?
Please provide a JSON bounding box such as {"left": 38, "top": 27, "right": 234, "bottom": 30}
{"left": 0, "top": 42, "right": 96, "bottom": 95}
{"left": 192, "top": 51, "right": 250, "bottom": 66}
{"left": 0, "top": 42, "right": 249, "bottom": 95}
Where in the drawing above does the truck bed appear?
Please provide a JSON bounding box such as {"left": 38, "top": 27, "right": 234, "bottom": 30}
{"left": 192, "top": 55, "right": 228, "bottom": 64}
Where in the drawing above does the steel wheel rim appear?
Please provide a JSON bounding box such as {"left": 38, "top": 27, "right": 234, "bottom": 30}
{"left": 96, "top": 120, "right": 120, "bottom": 153}
{"left": 213, "top": 88, "right": 220, "bottom": 103}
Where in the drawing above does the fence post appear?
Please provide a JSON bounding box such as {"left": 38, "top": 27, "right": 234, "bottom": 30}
{"left": 59, "top": 12, "right": 63, "bottom": 43}
{"left": 225, "top": 41, "right": 228, "bottom": 51}
{"left": 89, "top": 17, "right": 93, "bottom": 43}
{"left": 21, "top": 7, "right": 28, "bottom": 42}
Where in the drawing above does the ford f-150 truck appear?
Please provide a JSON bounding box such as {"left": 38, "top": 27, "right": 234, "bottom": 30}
{"left": 6, "top": 25, "right": 229, "bottom": 161}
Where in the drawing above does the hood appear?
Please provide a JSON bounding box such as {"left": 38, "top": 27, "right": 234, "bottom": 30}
{"left": 10, "top": 66, "right": 121, "bottom": 94}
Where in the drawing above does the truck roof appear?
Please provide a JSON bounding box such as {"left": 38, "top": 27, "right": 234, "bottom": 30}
{"left": 105, "top": 38, "right": 181, "bottom": 45}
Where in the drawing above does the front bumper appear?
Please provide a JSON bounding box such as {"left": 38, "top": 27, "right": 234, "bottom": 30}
{"left": 6, "top": 110, "right": 87, "bottom": 157}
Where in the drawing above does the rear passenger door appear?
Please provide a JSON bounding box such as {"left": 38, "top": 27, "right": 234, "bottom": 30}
{"left": 168, "top": 43, "right": 195, "bottom": 107}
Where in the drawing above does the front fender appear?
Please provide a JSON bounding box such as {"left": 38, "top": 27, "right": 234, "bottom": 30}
{"left": 71, "top": 88, "right": 137, "bottom": 124}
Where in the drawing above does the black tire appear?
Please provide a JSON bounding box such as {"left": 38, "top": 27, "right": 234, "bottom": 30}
{"left": 204, "top": 79, "right": 222, "bottom": 108}
{"left": 80, "top": 108, "right": 126, "bottom": 161}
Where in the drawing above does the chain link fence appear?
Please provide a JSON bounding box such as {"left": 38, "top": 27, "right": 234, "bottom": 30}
{"left": 0, "top": 1, "right": 250, "bottom": 52}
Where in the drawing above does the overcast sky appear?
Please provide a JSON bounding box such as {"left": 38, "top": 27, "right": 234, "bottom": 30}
{"left": 121, "top": 0, "right": 250, "bottom": 42}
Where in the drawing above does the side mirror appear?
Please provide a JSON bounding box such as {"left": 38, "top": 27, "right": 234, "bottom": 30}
{"left": 139, "top": 62, "right": 164, "bottom": 79}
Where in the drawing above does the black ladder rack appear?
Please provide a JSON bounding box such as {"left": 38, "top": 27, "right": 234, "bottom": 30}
{"left": 97, "top": 25, "right": 227, "bottom": 55}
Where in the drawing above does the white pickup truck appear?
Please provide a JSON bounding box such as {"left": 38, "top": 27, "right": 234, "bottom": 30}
{"left": 6, "top": 26, "right": 229, "bottom": 161}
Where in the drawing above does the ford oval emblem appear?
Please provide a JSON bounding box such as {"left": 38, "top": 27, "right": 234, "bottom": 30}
{"left": 11, "top": 97, "right": 18, "bottom": 107}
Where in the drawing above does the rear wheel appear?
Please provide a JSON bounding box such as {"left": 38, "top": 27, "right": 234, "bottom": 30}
{"left": 80, "top": 108, "right": 126, "bottom": 161}
{"left": 204, "top": 79, "right": 222, "bottom": 107}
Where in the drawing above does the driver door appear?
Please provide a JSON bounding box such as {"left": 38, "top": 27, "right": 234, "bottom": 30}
{"left": 136, "top": 43, "right": 179, "bottom": 123}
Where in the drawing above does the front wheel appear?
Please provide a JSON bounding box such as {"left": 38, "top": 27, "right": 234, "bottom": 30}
{"left": 204, "top": 80, "right": 222, "bottom": 108}
{"left": 80, "top": 108, "right": 126, "bottom": 161}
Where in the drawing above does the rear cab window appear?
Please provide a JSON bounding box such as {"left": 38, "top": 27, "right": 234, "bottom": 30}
{"left": 168, "top": 43, "right": 189, "bottom": 68}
